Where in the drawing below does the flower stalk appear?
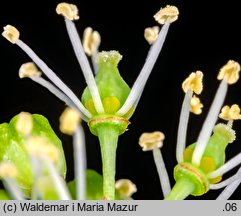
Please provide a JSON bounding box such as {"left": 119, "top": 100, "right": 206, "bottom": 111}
{"left": 97, "top": 125, "right": 119, "bottom": 199}
{"left": 89, "top": 116, "right": 129, "bottom": 199}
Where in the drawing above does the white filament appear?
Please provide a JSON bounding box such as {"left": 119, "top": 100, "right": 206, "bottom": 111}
{"left": 16, "top": 39, "right": 91, "bottom": 119}
{"left": 192, "top": 79, "right": 228, "bottom": 166}
{"left": 64, "top": 19, "right": 104, "bottom": 114}
{"left": 44, "top": 159, "right": 71, "bottom": 200}
{"left": 208, "top": 152, "right": 241, "bottom": 179}
{"left": 117, "top": 23, "right": 170, "bottom": 116}
{"left": 176, "top": 89, "right": 193, "bottom": 163}
{"left": 216, "top": 167, "right": 241, "bottom": 200}
{"left": 210, "top": 168, "right": 241, "bottom": 190}
{"left": 31, "top": 76, "right": 88, "bottom": 122}
{"left": 2, "top": 178, "right": 25, "bottom": 200}
{"left": 73, "top": 125, "right": 86, "bottom": 200}
{"left": 152, "top": 148, "right": 171, "bottom": 197}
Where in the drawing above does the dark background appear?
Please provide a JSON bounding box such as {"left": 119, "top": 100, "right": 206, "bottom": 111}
{"left": 0, "top": 0, "right": 241, "bottom": 199}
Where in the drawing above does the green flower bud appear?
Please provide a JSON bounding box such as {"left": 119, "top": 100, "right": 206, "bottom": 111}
{"left": 0, "top": 113, "right": 66, "bottom": 197}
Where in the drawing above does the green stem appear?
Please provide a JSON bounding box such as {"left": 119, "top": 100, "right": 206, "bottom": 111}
{"left": 96, "top": 124, "right": 119, "bottom": 200}
{"left": 165, "top": 178, "right": 195, "bottom": 200}
{"left": 88, "top": 115, "right": 129, "bottom": 200}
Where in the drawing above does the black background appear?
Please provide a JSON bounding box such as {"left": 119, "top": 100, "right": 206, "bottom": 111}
{"left": 0, "top": 0, "right": 241, "bottom": 200}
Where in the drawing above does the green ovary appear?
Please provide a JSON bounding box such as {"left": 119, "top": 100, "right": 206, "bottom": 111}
{"left": 183, "top": 124, "right": 235, "bottom": 184}
{"left": 81, "top": 51, "right": 131, "bottom": 116}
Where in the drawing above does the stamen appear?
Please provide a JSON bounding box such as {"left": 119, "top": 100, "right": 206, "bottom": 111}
{"left": 24, "top": 136, "right": 60, "bottom": 163}
{"left": 124, "top": 93, "right": 142, "bottom": 119}
{"left": 30, "top": 157, "right": 42, "bottom": 199}
{"left": 2, "top": 25, "right": 19, "bottom": 44}
{"left": 59, "top": 108, "right": 86, "bottom": 199}
{"left": 59, "top": 107, "right": 81, "bottom": 135}
{"left": 29, "top": 153, "right": 70, "bottom": 200}
{"left": 91, "top": 54, "right": 99, "bottom": 74}
{"left": 217, "top": 60, "right": 240, "bottom": 84}
{"left": 0, "top": 162, "right": 24, "bottom": 200}
{"left": 0, "top": 162, "right": 18, "bottom": 179}
{"left": 182, "top": 71, "right": 203, "bottom": 94}
{"left": 190, "top": 95, "right": 203, "bottom": 115}
{"left": 64, "top": 19, "right": 104, "bottom": 114}
{"left": 43, "top": 159, "right": 71, "bottom": 200}
{"left": 56, "top": 2, "right": 79, "bottom": 21}
{"left": 15, "top": 112, "right": 33, "bottom": 136}
{"left": 19, "top": 62, "right": 41, "bottom": 78}
{"left": 30, "top": 76, "right": 89, "bottom": 122}
{"left": 154, "top": 5, "right": 179, "bottom": 24}
{"left": 139, "top": 131, "right": 171, "bottom": 197}
{"left": 227, "top": 120, "right": 233, "bottom": 128}
{"left": 19, "top": 62, "right": 86, "bottom": 118}
{"left": 19, "top": 63, "right": 82, "bottom": 116}
{"left": 2, "top": 178, "right": 25, "bottom": 200}
{"left": 210, "top": 167, "right": 241, "bottom": 189}
{"left": 144, "top": 26, "right": 160, "bottom": 45}
{"left": 117, "top": 21, "right": 170, "bottom": 116}
{"left": 152, "top": 148, "right": 171, "bottom": 197}
{"left": 73, "top": 125, "right": 86, "bottom": 200}
{"left": 12, "top": 39, "right": 92, "bottom": 118}
{"left": 176, "top": 89, "right": 192, "bottom": 163}
{"left": 192, "top": 79, "right": 228, "bottom": 166}
{"left": 83, "top": 27, "right": 101, "bottom": 73}
{"left": 216, "top": 167, "right": 241, "bottom": 200}
{"left": 139, "top": 131, "right": 164, "bottom": 151}
{"left": 115, "top": 179, "right": 137, "bottom": 197}
{"left": 83, "top": 27, "right": 101, "bottom": 56}
{"left": 219, "top": 104, "right": 241, "bottom": 121}
{"left": 208, "top": 152, "right": 241, "bottom": 179}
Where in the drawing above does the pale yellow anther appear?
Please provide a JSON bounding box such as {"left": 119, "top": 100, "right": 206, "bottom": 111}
{"left": 219, "top": 104, "right": 241, "bottom": 121}
{"left": 144, "top": 26, "right": 160, "bottom": 45}
{"left": 154, "top": 5, "right": 179, "bottom": 24}
{"left": 59, "top": 108, "right": 81, "bottom": 135}
{"left": 2, "top": 25, "right": 20, "bottom": 44}
{"left": 0, "top": 162, "right": 18, "bottom": 179}
{"left": 115, "top": 179, "right": 137, "bottom": 197}
{"left": 19, "top": 62, "right": 42, "bottom": 78}
{"left": 56, "top": 2, "right": 79, "bottom": 21}
{"left": 25, "top": 136, "right": 60, "bottom": 162}
{"left": 182, "top": 71, "right": 203, "bottom": 94}
{"left": 16, "top": 112, "right": 33, "bottom": 136}
{"left": 217, "top": 60, "right": 240, "bottom": 84}
{"left": 83, "top": 27, "right": 101, "bottom": 56}
{"left": 139, "top": 131, "right": 165, "bottom": 151}
{"left": 190, "top": 95, "right": 203, "bottom": 115}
